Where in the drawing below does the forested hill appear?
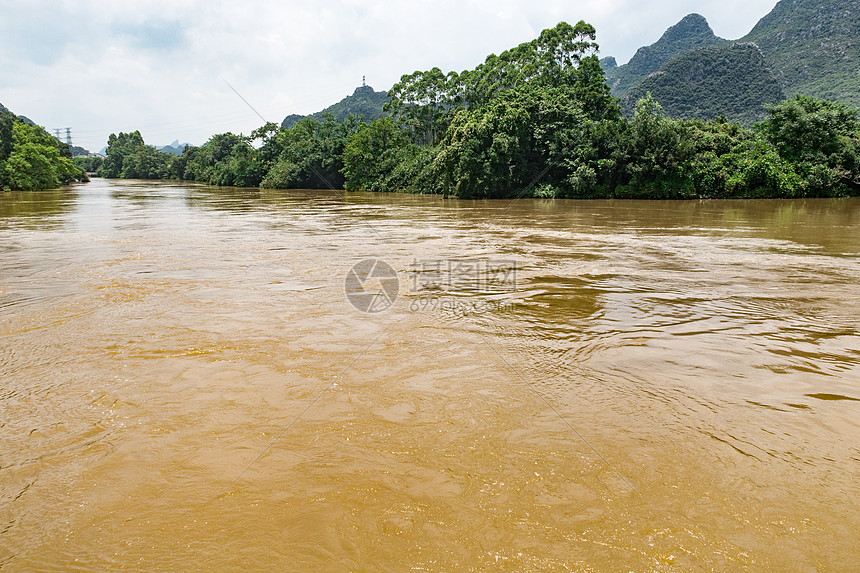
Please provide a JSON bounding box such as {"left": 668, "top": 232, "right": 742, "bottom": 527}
{"left": 622, "top": 43, "right": 786, "bottom": 125}
{"left": 282, "top": 85, "right": 389, "bottom": 128}
{"left": 741, "top": 0, "right": 860, "bottom": 107}
{"left": 603, "top": 14, "right": 728, "bottom": 96}
{"left": 604, "top": 0, "right": 860, "bottom": 123}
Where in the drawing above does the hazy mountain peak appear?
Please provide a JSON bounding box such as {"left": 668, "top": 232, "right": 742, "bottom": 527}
{"left": 660, "top": 13, "right": 715, "bottom": 43}
{"left": 604, "top": 13, "right": 727, "bottom": 96}
{"left": 599, "top": 56, "right": 618, "bottom": 70}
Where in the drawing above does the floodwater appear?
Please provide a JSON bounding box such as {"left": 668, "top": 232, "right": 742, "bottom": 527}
{"left": 1, "top": 179, "right": 858, "bottom": 571}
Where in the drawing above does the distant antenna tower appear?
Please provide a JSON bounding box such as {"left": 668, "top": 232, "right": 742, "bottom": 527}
{"left": 362, "top": 75, "right": 366, "bottom": 88}
{"left": 54, "top": 128, "right": 61, "bottom": 141}
{"left": 64, "top": 128, "right": 73, "bottom": 152}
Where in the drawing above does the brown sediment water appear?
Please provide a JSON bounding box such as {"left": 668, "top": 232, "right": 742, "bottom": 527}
{"left": 1, "top": 179, "right": 858, "bottom": 571}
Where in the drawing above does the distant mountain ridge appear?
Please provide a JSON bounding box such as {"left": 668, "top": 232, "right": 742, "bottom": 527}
{"left": 622, "top": 43, "right": 786, "bottom": 125}
{"left": 157, "top": 139, "right": 192, "bottom": 156}
{"left": 281, "top": 84, "right": 389, "bottom": 128}
{"left": 604, "top": 0, "right": 860, "bottom": 124}
{"left": 741, "top": 0, "right": 860, "bottom": 107}
{"left": 604, "top": 14, "right": 728, "bottom": 96}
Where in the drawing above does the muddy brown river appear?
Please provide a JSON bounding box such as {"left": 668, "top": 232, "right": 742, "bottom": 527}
{"left": 1, "top": 179, "right": 858, "bottom": 571}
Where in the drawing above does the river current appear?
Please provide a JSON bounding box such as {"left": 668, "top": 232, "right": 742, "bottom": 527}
{"left": 1, "top": 179, "right": 858, "bottom": 571}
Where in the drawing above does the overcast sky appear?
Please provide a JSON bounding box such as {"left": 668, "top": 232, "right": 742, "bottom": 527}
{"left": 0, "top": 0, "right": 779, "bottom": 152}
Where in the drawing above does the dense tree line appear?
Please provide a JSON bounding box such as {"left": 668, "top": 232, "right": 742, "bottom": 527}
{"left": 0, "top": 109, "right": 86, "bottom": 191}
{"left": 100, "top": 21, "right": 860, "bottom": 199}
{"left": 73, "top": 156, "right": 104, "bottom": 173}
{"left": 100, "top": 131, "right": 176, "bottom": 179}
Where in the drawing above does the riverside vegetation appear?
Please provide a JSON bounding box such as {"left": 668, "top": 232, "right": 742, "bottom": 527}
{"left": 11, "top": 19, "right": 859, "bottom": 198}
{"left": 98, "top": 22, "right": 860, "bottom": 199}
{"left": 0, "top": 107, "right": 87, "bottom": 192}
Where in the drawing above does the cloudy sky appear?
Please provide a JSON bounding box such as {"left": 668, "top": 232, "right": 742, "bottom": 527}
{"left": 0, "top": 0, "right": 779, "bottom": 152}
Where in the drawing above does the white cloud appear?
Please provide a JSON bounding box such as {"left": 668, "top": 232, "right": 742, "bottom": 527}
{"left": 0, "top": 0, "right": 778, "bottom": 152}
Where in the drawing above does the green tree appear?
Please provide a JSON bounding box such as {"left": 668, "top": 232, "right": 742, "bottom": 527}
{"left": 3, "top": 142, "right": 63, "bottom": 190}
{"left": 385, "top": 21, "right": 606, "bottom": 148}
{"left": 386, "top": 68, "right": 463, "bottom": 145}
{"left": 101, "top": 131, "right": 145, "bottom": 178}
{"left": 758, "top": 95, "right": 860, "bottom": 195}
{"left": 100, "top": 130, "right": 172, "bottom": 180}
{"left": 2, "top": 119, "right": 81, "bottom": 191}
{"left": 614, "top": 94, "right": 694, "bottom": 198}
{"left": 436, "top": 84, "right": 595, "bottom": 198}
{"left": 462, "top": 21, "right": 601, "bottom": 108}
{"left": 260, "top": 115, "right": 358, "bottom": 189}
{"left": 717, "top": 138, "right": 804, "bottom": 197}
{"left": 342, "top": 118, "right": 415, "bottom": 191}
{"left": 0, "top": 111, "right": 13, "bottom": 161}
{"left": 760, "top": 96, "right": 858, "bottom": 162}
{"left": 179, "top": 132, "right": 247, "bottom": 184}
{"left": 74, "top": 156, "right": 104, "bottom": 173}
